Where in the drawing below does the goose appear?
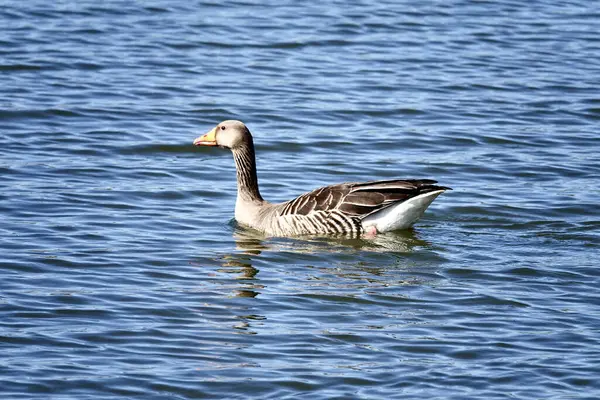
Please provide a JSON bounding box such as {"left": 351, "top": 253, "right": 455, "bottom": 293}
{"left": 193, "top": 120, "right": 450, "bottom": 237}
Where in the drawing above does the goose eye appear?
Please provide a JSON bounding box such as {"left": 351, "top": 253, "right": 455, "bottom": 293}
{"left": 220, "top": 126, "right": 226, "bottom": 130}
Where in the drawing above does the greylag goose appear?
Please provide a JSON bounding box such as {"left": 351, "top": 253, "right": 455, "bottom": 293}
{"left": 194, "top": 120, "right": 450, "bottom": 237}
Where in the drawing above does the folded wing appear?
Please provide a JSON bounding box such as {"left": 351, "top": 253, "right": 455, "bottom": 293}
{"left": 278, "top": 179, "right": 450, "bottom": 220}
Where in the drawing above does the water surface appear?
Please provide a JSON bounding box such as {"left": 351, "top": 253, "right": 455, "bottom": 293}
{"left": 1, "top": 1, "right": 600, "bottom": 399}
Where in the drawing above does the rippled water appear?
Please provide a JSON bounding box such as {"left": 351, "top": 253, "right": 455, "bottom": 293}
{"left": 2, "top": 1, "right": 600, "bottom": 399}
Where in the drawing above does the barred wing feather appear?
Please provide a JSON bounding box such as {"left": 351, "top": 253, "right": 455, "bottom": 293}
{"left": 278, "top": 179, "right": 448, "bottom": 220}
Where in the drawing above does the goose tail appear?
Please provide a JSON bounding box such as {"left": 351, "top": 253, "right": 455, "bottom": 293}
{"left": 361, "top": 189, "right": 447, "bottom": 233}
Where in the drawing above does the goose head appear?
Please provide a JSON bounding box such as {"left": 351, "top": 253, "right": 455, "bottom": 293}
{"left": 193, "top": 120, "right": 252, "bottom": 150}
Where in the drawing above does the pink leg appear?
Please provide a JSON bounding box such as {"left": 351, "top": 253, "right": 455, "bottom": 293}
{"left": 364, "top": 225, "right": 378, "bottom": 237}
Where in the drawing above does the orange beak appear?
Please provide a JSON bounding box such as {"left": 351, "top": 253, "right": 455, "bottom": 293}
{"left": 193, "top": 126, "right": 218, "bottom": 146}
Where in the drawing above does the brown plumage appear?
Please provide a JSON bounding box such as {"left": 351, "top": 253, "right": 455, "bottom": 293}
{"left": 279, "top": 179, "right": 449, "bottom": 219}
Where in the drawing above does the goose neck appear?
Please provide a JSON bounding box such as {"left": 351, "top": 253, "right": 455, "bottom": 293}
{"left": 232, "top": 143, "right": 263, "bottom": 203}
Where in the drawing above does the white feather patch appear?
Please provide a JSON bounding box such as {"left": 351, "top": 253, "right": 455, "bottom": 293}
{"left": 361, "top": 190, "right": 445, "bottom": 232}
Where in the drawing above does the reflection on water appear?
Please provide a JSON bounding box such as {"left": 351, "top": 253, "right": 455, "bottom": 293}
{"left": 204, "top": 226, "right": 445, "bottom": 339}
{"left": 207, "top": 225, "right": 442, "bottom": 302}
{"left": 231, "top": 225, "right": 433, "bottom": 255}
{"left": 206, "top": 225, "right": 436, "bottom": 304}
{"left": 218, "top": 255, "right": 262, "bottom": 299}
{"left": 219, "top": 255, "right": 259, "bottom": 279}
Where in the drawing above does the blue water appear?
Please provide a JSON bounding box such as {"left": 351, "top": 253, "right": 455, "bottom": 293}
{"left": 2, "top": 1, "right": 600, "bottom": 399}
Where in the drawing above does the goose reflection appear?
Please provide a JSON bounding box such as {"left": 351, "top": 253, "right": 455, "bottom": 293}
{"left": 231, "top": 224, "right": 433, "bottom": 255}
{"left": 218, "top": 254, "right": 262, "bottom": 298}
{"left": 213, "top": 225, "right": 432, "bottom": 301}
{"left": 226, "top": 225, "right": 440, "bottom": 293}
{"left": 211, "top": 225, "right": 437, "bottom": 335}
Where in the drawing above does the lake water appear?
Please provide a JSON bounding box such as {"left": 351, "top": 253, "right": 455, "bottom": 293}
{"left": 1, "top": 1, "right": 600, "bottom": 399}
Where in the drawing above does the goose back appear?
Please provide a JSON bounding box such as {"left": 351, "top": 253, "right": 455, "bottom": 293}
{"left": 263, "top": 179, "right": 449, "bottom": 236}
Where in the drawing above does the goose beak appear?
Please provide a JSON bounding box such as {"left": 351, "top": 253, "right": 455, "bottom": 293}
{"left": 193, "top": 127, "right": 217, "bottom": 146}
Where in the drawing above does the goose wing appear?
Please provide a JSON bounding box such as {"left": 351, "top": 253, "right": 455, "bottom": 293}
{"left": 278, "top": 179, "right": 449, "bottom": 219}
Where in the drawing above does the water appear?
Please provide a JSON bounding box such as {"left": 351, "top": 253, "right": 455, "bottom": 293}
{"left": 1, "top": 1, "right": 600, "bottom": 398}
